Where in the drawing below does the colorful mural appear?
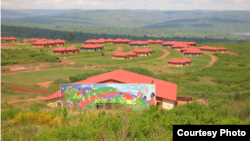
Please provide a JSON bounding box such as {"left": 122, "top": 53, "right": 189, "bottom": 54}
{"left": 61, "top": 84, "right": 156, "bottom": 112}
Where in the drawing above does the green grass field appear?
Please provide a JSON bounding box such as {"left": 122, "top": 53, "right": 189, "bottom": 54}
{"left": 66, "top": 46, "right": 165, "bottom": 65}
{"left": 1, "top": 69, "right": 104, "bottom": 84}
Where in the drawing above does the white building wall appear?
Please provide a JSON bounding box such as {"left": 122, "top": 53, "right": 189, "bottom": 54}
{"left": 162, "top": 99, "right": 175, "bottom": 110}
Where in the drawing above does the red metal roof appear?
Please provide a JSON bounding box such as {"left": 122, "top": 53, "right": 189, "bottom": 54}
{"left": 184, "top": 48, "right": 203, "bottom": 54}
{"left": 127, "top": 51, "right": 137, "bottom": 55}
{"left": 155, "top": 40, "right": 164, "bottom": 43}
{"left": 96, "top": 39, "right": 105, "bottom": 44}
{"left": 198, "top": 46, "right": 227, "bottom": 51}
{"left": 53, "top": 47, "right": 66, "bottom": 51}
{"left": 129, "top": 41, "right": 138, "bottom": 45}
{"left": 105, "top": 38, "right": 114, "bottom": 42}
{"left": 162, "top": 41, "right": 177, "bottom": 45}
{"left": 95, "top": 44, "right": 104, "bottom": 48}
{"left": 123, "top": 39, "right": 132, "bottom": 43}
{"left": 112, "top": 52, "right": 128, "bottom": 57}
{"left": 168, "top": 58, "right": 191, "bottom": 63}
{"left": 81, "top": 44, "right": 97, "bottom": 48}
{"left": 33, "top": 41, "right": 47, "bottom": 45}
{"left": 114, "top": 38, "right": 124, "bottom": 42}
{"left": 44, "top": 69, "right": 177, "bottom": 101}
{"left": 22, "top": 39, "right": 29, "bottom": 42}
{"left": 8, "top": 37, "right": 16, "bottom": 40}
{"left": 66, "top": 46, "right": 78, "bottom": 51}
{"left": 47, "top": 39, "right": 55, "bottom": 44}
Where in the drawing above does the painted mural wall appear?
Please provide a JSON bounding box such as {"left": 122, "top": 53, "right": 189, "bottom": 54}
{"left": 60, "top": 84, "right": 156, "bottom": 112}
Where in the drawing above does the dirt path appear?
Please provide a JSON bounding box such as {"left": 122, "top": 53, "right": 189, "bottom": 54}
{"left": 1, "top": 46, "right": 22, "bottom": 50}
{"left": 28, "top": 81, "right": 54, "bottom": 88}
{"left": 154, "top": 47, "right": 169, "bottom": 59}
{"left": 226, "top": 51, "right": 238, "bottom": 56}
{"left": 59, "top": 57, "right": 75, "bottom": 64}
{"left": 7, "top": 96, "right": 47, "bottom": 104}
{"left": 193, "top": 52, "right": 218, "bottom": 72}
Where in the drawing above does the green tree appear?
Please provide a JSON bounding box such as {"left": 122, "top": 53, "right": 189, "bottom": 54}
{"left": 68, "top": 31, "right": 74, "bottom": 42}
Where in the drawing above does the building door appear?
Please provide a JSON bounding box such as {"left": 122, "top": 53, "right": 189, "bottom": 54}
{"left": 106, "top": 103, "right": 112, "bottom": 110}
{"left": 96, "top": 104, "right": 103, "bottom": 109}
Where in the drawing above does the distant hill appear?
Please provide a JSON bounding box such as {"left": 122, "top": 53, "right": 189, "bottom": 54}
{"left": 1, "top": 9, "right": 84, "bottom": 19}
{"left": 144, "top": 11, "right": 250, "bottom": 33}
{"left": 2, "top": 10, "right": 214, "bottom": 27}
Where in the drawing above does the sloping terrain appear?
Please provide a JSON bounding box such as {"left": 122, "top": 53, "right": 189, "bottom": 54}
{"left": 144, "top": 11, "right": 250, "bottom": 33}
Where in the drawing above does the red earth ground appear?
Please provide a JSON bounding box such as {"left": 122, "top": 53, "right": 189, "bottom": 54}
{"left": 28, "top": 81, "right": 54, "bottom": 88}
{"left": 7, "top": 86, "right": 56, "bottom": 95}
{"left": 7, "top": 96, "right": 47, "bottom": 104}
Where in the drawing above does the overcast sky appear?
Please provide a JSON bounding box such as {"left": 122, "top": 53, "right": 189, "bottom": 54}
{"left": 1, "top": 0, "right": 250, "bottom": 10}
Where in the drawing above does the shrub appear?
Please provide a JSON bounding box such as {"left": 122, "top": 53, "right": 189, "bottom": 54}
{"left": 1, "top": 107, "right": 22, "bottom": 121}
{"left": 12, "top": 111, "right": 58, "bottom": 127}
{"left": 101, "top": 53, "right": 104, "bottom": 56}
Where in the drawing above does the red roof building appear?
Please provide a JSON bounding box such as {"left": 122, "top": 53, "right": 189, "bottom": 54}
{"left": 129, "top": 41, "right": 149, "bottom": 47}
{"left": 113, "top": 38, "right": 124, "bottom": 44}
{"left": 147, "top": 39, "right": 156, "bottom": 44}
{"left": 40, "top": 38, "right": 48, "bottom": 42}
{"left": 168, "top": 58, "right": 192, "bottom": 67}
{"left": 183, "top": 48, "right": 203, "bottom": 57}
{"left": 47, "top": 39, "right": 56, "bottom": 47}
{"left": 5, "top": 37, "right": 17, "bottom": 42}
{"left": 44, "top": 69, "right": 177, "bottom": 110}
{"left": 22, "top": 39, "right": 29, "bottom": 43}
{"left": 161, "top": 41, "right": 177, "bottom": 47}
{"left": 105, "top": 38, "right": 114, "bottom": 44}
{"left": 126, "top": 51, "right": 138, "bottom": 59}
{"left": 81, "top": 44, "right": 104, "bottom": 51}
{"left": 123, "top": 39, "right": 132, "bottom": 44}
{"left": 198, "top": 46, "right": 227, "bottom": 53}
{"left": 155, "top": 40, "right": 164, "bottom": 44}
{"left": 33, "top": 41, "right": 47, "bottom": 47}
{"left": 112, "top": 52, "right": 129, "bottom": 60}
{"left": 53, "top": 47, "right": 67, "bottom": 54}
{"left": 132, "top": 48, "right": 153, "bottom": 56}
{"left": 55, "top": 39, "right": 65, "bottom": 46}
{"left": 66, "top": 46, "right": 79, "bottom": 54}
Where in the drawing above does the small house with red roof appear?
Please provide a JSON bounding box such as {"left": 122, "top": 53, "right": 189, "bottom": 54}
{"left": 161, "top": 41, "right": 176, "bottom": 47}
{"left": 132, "top": 48, "right": 153, "bottom": 56}
{"left": 53, "top": 47, "right": 67, "bottom": 54}
{"left": 171, "top": 44, "right": 190, "bottom": 50}
{"left": 81, "top": 44, "right": 104, "bottom": 51}
{"left": 112, "top": 52, "right": 129, "bottom": 60}
{"left": 5, "top": 37, "right": 17, "bottom": 42}
{"left": 147, "top": 39, "right": 156, "bottom": 44}
{"left": 168, "top": 58, "right": 192, "bottom": 67}
{"left": 66, "top": 46, "right": 79, "bottom": 54}
{"left": 185, "top": 42, "right": 197, "bottom": 46}
{"left": 105, "top": 38, "right": 114, "bottom": 44}
{"left": 40, "top": 38, "right": 48, "bottom": 42}
{"left": 33, "top": 41, "right": 47, "bottom": 47}
{"left": 113, "top": 38, "right": 124, "bottom": 44}
{"left": 55, "top": 39, "right": 65, "bottom": 46}
{"left": 155, "top": 40, "right": 164, "bottom": 44}
{"left": 22, "top": 39, "right": 29, "bottom": 43}
{"left": 198, "top": 46, "right": 227, "bottom": 53}
{"left": 44, "top": 69, "right": 177, "bottom": 110}
{"left": 123, "top": 39, "right": 132, "bottom": 44}
{"left": 183, "top": 48, "right": 203, "bottom": 57}
{"left": 47, "top": 39, "right": 56, "bottom": 47}
{"left": 127, "top": 51, "right": 138, "bottom": 59}
{"left": 129, "top": 41, "right": 149, "bottom": 47}
{"left": 96, "top": 39, "right": 105, "bottom": 45}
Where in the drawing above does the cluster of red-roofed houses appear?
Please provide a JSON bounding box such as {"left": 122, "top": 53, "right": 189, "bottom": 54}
{"left": 112, "top": 48, "right": 153, "bottom": 60}
{"left": 1, "top": 37, "right": 17, "bottom": 42}
{"left": 30, "top": 38, "right": 67, "bottom": 47}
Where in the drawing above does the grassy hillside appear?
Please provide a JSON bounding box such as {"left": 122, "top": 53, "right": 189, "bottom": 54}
{"left": 2, "top": 24, "right": 249, "bottom": 43}
{"left": 2, "top": 10, "right": 213, "bottom": 27}
{"left": 145, "top": 11, "right": 250, "bottom": 33}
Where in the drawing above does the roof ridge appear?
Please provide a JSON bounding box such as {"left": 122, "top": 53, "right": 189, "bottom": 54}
{"left": 110, "top": 69, "right": 121, "bottom": 80}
